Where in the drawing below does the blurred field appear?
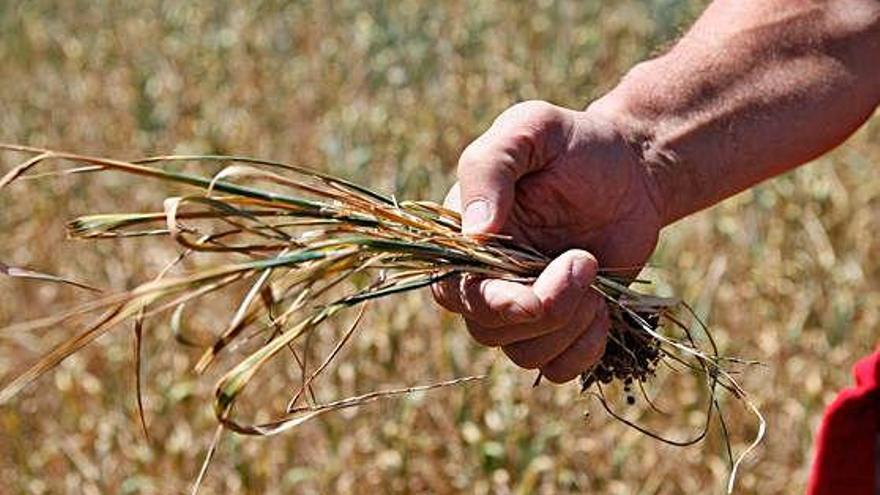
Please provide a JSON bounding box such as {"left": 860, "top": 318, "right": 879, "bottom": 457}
{"left": 0, "top": 1, "right": 878, "bottom": 494}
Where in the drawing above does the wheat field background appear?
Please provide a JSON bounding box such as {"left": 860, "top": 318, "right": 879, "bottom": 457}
{"left": 1, "top": 1, "right": 878, "bottom": 494}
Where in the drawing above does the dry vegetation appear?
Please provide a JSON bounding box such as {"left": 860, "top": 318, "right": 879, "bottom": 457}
{"left": 0, "top": 1, "right": 877, "bottom": 494}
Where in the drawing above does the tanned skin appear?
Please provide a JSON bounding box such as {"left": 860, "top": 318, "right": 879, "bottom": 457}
{"left": 433, "top": 0, "right": 880, "bottom": 383}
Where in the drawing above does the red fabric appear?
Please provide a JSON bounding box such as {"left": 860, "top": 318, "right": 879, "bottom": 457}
{"left": 807, "top": 352, "right": 880, "bottom": 495}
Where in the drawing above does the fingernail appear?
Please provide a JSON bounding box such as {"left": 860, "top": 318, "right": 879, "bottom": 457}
{"left": 569, "top": 251, "right": 596, "bottom": 288}
{"left": 463, "top": 199, "right": 491, "bottom": 233}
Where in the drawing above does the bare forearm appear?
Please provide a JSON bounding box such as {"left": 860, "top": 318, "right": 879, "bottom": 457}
{"left": 590, "top": 0, "right": 880, "bottom": 225}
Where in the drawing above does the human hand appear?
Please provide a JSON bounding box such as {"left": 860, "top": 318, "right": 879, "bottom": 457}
{"left": 433, "top": 100, "right": 663, "bottom": 383}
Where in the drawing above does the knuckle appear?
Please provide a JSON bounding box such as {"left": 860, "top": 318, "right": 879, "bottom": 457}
{"left": 469, "top": 284, "right": 545, "bottom": 332}
{"left": 502, "top": 100, "right": 556, "bottom": 122}
{"left": 494, "top": 100, "right": 566, "bottom": 140}
{"left": 456, "top": 141, "right": 487, "bottom": 175}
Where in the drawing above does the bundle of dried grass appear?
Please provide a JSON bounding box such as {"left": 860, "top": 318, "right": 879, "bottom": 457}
{"left": 0, "top": 144, "right": 763, "bottom": 493}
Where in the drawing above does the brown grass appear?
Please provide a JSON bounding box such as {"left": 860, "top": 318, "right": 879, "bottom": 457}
{"left": 0, "top": 143, "right": 760, "bottom": 493}
{"left": 0, "top": 1, "right": 877, "bottom": 494}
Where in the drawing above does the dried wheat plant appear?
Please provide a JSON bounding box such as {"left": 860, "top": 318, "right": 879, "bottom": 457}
{"left": 0, "top": 143, "right": 763, "bottom": 493}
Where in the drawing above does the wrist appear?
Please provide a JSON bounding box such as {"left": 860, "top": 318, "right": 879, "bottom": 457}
{"left": 585, "top": 69, "right": 683, "bottom": 227}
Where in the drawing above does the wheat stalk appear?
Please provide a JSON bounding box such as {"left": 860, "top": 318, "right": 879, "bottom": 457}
{"left": 0, "top": 143, "right": 763, "bottom": 493}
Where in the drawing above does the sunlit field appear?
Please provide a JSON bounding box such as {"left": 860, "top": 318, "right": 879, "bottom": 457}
{"left": 1, "top": 1, "right": 878, "bottom": 494}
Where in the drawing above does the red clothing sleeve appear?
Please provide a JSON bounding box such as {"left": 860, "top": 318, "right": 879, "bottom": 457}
{"left": 807, "top": 352, "right": 880, "bottom": 495}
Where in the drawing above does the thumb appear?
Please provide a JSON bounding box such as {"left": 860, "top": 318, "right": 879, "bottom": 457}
{"left": 456, "top": 138, "right": 519, "bottom": 235}
{"left": 456, "top": 100, "right": 571, "bottom": 235}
